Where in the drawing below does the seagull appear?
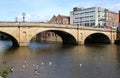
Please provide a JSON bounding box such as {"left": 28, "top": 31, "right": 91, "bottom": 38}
{"left": 41, "top": 62, "right": 44, "bottom": 65}
{"left": 80, "top": 64, "right": 82, "bottom": 67}
{"left": 49, "top": 62, "right": 52, "bottom": 66}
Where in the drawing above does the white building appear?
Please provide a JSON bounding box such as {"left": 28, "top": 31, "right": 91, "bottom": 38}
{"left": 70, "top": 7, "right": 106, "bottom": 27}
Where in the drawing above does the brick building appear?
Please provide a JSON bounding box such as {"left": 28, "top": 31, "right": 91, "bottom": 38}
{"left": 35, "top": 15, "right": 70, "bottom": 42}
{"left": 49, "top": 15, "right": 70, "bottom": 25}
{"left": 116, "top": 11, "right": 120, "bottom": 40}
{"left": 105, "top": 10, "right": 119, "bottom": 28}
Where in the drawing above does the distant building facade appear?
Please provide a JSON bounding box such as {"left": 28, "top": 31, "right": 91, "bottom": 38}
{"left": 70, "top": 7, "right": 119, "bottom": 28}
{"left": 35, "top": 31, "right": 62, "bottom": 42}
{"left": 35, "top": 15, "right": 70, "bottom": 42}
{"left": 105, "top": 10, "right": 119, "bottom": 28}
{"left": 49, "top": 15, "right": 70, "bottom": 25}
{"left": 116, "top": 11, "right": 120, "bottom": 40}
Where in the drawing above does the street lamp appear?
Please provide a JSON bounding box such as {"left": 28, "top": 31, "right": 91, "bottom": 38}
{"left": 22, "top": 13, "right": 26, "bottom": 22}
{"left": 15, "top": 17, "right": 18, "bottom": 22}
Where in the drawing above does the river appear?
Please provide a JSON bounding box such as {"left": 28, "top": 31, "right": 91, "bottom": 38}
{"left": 0, "top": 41, "right": 120, "bottom": 78}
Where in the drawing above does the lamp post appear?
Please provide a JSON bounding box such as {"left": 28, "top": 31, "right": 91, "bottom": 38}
{"left": 15, "top": 17, "right": 18, "bottom": 22}
{"left": 22, "top": 13, "right": 26, "bottom": 22}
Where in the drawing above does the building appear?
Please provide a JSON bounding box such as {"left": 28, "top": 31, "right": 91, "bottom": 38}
{"left": 70, "top": 7, "right": 119, "bottom": 28}
{"left": 105, "top": 10, "right": 119, "bottom": 28}
{"left": 116, "top": 11, "right": 120, "bottom": 41}
{"left": 48, "top": 15, "right": 57, "bottom": 24}
{"left": 49, "top": 15, "right": 70, "bottom": 25}
{"left": 35, "top": 15, "right": 70, "bottom": 42}
{"left": 35, "top": 31, "right": 61, "bottom": 42}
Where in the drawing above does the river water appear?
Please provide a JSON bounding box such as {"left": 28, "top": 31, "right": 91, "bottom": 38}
{"left": 0, "top": 41, "right": 120, "bottom": 78}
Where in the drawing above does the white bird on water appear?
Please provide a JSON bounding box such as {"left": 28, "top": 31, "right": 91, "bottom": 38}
{"left": 80, "top": 64, "right": 82, "bottom": 67}
{"left": 41, "top": 62, "right": 44, "bottom": 65}
{"left": 23, "top": 65, "right": 26, "bottom": 68}
{"left": 49, "top": 61, "right": 52, "bottom": 66}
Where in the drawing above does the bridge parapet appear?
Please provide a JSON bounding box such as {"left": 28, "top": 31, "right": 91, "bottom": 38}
{"left": 0, "top": 22, "right": 117, "bottom": 32}
{"left": 78, "top": 26, "right": 116, "bottom": 32}
{"left": 0, "top": 22, "right": 20, "bottom": 27}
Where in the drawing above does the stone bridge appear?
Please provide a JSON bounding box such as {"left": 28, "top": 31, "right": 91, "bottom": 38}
{"left": 0, "top": 22, "right": 117, "bottom": 47}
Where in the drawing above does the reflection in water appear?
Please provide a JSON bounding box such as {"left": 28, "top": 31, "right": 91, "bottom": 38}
{"left": 116, "top": 45, "right": 120, "bottom": 64}
{"left": 115, "top": 45, "right": 120, "bottom": 78}
{"left": 0, "top": 41, "right": 12, "bottom": 52}
{"left": 0, "top": 41, "right": 120, "bottom": 78}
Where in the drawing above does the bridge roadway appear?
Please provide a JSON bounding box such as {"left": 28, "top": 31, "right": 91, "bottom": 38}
{"left": 0, "top": 22, "right": 117, "bottom": 47}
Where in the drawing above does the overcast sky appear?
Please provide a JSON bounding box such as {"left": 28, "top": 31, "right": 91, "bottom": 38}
{"left": 0, "top": 0, "right": 120, "bottom": 22}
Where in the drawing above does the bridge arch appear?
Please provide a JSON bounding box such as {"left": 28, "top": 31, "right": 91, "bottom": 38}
{"left": 84, "top": 33, "right": 111, "bottom": 44}
{"left": 0, "top": 31, "right": 19, "bottom": 47}
{"left": 30, "top": 30, "right": 78, "bottom": 45}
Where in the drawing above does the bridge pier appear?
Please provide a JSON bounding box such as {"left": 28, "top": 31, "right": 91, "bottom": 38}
{"left": 19, "top": 42, "right": 29, "bottom": 46}
{"left": 111, "top": 40, "right": 115, "bottom": 44}
{"left": 77, "top": 41, "right": 84, "bottom": 45}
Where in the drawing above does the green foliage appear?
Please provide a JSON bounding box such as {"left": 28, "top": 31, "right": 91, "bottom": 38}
{"left": 0, "top": 66, "right": 11, "bottom": 78}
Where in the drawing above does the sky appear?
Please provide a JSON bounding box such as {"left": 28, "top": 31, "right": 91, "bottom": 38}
{"left": 0, "top": 0, "right": 120, "bottom": 22}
